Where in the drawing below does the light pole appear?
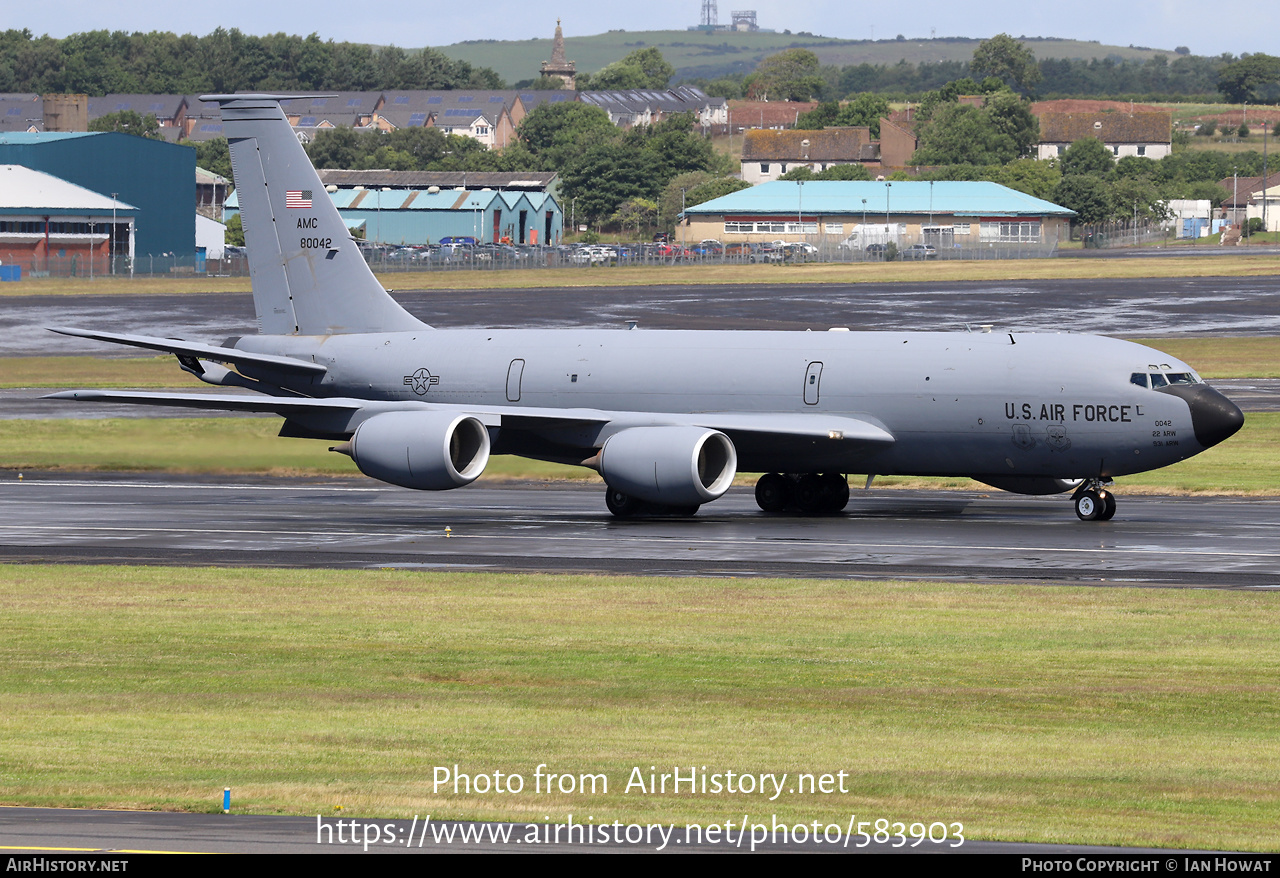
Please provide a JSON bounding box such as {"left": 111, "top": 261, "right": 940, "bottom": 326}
{"left": 797, "top": 179, "right": 804, "bottom": 239}
{"left": 111, "top": 193, "right": 118, "bottom": 276}
{"left": 885, "top": 181, "right": 892, "bottom": 247}
{"left": 680, "top": 187, "right": 687, "bottom": 249}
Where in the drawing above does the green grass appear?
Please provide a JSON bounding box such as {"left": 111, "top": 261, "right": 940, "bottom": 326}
{"left": 0, "top": 565, "right": 1276, "bottom": 849}
{"left": 0, "top": 356, "right": 199, "bottom": 389}
{"left": 434, "top": 30, "right": 1175, "bottom": 85}
{"left": 1129, "top": 337, "right": 1280, "bottom": 379}
{"left": 2, "top": 414, "right": 1276, "bottom": 494}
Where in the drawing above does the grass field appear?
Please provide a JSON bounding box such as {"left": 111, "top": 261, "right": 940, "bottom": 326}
{"left": 433, "top": 30, "right": 1174, "bottom": 85}
{"left": 1, "top": 565, "right": 1276, "bottom": 849}
{"left": 9, "top": 253, "right": 1280, "bottom": 296}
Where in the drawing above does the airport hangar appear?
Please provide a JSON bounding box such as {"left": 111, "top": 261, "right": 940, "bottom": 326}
{"left": 0, "top": 131, "right": 194, "bottom": 268}
{"left": 681, "top": 180, "right": 1076, "bottom": 251}
{"left": 225, "top": 170, "right": 565, "bottom": 247}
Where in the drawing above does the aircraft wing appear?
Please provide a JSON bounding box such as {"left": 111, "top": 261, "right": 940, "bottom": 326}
{"left": 42, "top": 391, "right": 894, "bottom": 456}
{"left": 48, "top": 327, "right": 327, "bottom": 376}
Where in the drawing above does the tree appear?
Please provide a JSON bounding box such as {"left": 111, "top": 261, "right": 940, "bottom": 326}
{"left": 88, "top": 110, "right": 162, "bottom": 139}
{"left": 591, "top": 47, "right": 675, "bottom": 91}
{"left": 610, "top": 198, "right": 658, "bottom": 236}
{"left": 748, "top": 49, "right": 825, "bottom": 101}
{"left": 517, "top": 102, "right": 617, "bottom": 170}
{"left": 1217, "top": 54, "right": 1280, "bottom": 103}
{"left": 816, "top": 163, "right": 873, "bottom": 181}
{"left": 1052, "top": 175, "right": 1112, "bottom": 223}
{"left": 192, "top": 137, "right": 232, "bottom": 182}
{"left": 984, "top": 91, "right": 1038, "bottom": 158}
{"left": 911, "top": 103, "right": 1021, "bottom": 166}
{"left": 971, "top": 34, "right": 1041, "bottom": 92}
{"left": 1058, "top": 138, "right": 1114, "bottom": 177}
{"left": 777, "top": 166, "right": 816, "bottom": 181}
{"left": 560, "top": 141, "right": 662, "bottom": 225}
{"left": 997, "top": 158, "right": 1060, "bottom": 199}
{"left": 224, "top": 213, "right": 244, "bottom": 246}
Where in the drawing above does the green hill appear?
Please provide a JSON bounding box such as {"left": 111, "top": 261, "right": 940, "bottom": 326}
{"left": 434, "top": 31, "right": 1178, "bottom": 85}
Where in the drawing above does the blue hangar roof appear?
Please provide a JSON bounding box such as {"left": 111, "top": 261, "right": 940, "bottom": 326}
{"left": 684, "top": 181, "right": 1074, "bottom": 218}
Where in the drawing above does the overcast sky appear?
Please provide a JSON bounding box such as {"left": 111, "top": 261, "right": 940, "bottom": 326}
{"left": 7, "top": 0, "right": 1274, "bottom": 60}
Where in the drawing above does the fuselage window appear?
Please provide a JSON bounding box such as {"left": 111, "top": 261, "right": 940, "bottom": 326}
{"left": 1166, "top": 372, "right": 1196, "bottom": 385}
{"left": 1130, "top": 372, "right": 1148, "bottom": 388}
{"left": 1150, "top": 373, "right": 1168, "bottom": 389}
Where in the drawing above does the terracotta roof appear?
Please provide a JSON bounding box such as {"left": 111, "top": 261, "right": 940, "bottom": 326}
{"left": 741, "top": 127, "right": 872, "bottom": 162}
{"left": 1217, "top": 173, "right": 1280, "bottom": 208}
{"left": 727, "top": 100, "right": 818, "bottom": 129}
{"left": 1038, "top": 111, "right": 1172, "bottom": 145}
{"left": 1031, "top": 99, "right": 1164, "bottom": 115}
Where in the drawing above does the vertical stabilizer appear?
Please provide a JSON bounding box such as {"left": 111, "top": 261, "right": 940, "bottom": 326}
{"left": 205, "top": 94, "right": 427, "bottom": 336}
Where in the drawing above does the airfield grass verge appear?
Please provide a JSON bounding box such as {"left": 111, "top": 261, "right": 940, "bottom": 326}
{"left": 7, "top": 254, "right": 1280, "bottom": 296}
{"left": 0, "top": 564, "right": 1276, "bottom": 849}
{"left": 1, "top": 414, "right": 1276, "bottom": 494}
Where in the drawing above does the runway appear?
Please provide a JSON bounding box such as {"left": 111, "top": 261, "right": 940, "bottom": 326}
{"left": 4, "top": 275, "right": 1280, "bottom": 360}
{"left": 1, "top": 475, "right": 1276, "bottom": 588}
{"left": 0, "top": 806, "right": 1224, "bottom": 855}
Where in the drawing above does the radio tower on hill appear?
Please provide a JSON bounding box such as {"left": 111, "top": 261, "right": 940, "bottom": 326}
{"left": 701, "top": 0, "right": 718, "bottom": 27}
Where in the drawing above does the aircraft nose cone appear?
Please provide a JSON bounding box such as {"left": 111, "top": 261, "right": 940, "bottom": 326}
{"left": 1159, "top": 384, "right": 1245, "bottom": 449}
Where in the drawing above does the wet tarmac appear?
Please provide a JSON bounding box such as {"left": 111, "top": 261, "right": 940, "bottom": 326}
{"left": 3, "top": 275, "right": 1280, "bottom": 359}
{"left": 2, "top": 476, "right": 1275, "bottom": 589}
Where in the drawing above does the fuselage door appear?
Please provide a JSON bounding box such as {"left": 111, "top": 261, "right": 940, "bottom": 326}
{"left": 804, "top": 361, "right": 823, "bottom": 405}
{"left": 506, "top": 359, "right": 526, "bottom": 402}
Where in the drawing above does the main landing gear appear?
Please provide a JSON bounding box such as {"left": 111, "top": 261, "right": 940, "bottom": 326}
{"left": 754, "top": 472, "right": 850, "bottom": 514}
{"left": 604, "top": 488, "right": 700, "bottom": 519}
{"left": 1072, "top": 479, "right": 1117, "bottom": 522}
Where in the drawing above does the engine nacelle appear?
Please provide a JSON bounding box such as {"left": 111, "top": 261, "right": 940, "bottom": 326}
{"left": 973, "top": 476, "right": 1084, "bottom": 496}
{"left": 599, "top": 426, "right": 737, "bottom": 506}
{"left": 342, "top": 411, "right": 490, "bottom": 490}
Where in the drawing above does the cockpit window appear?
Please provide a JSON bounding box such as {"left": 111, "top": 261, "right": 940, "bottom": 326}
{"left": 1149, "top": 373, "right": 1168, "bottom": 389}
{"left": 1130, "top": 372, "right": 1148, "bottom": 388}
{"left": 1166, "top": 372, "right": 1197, "bottom": 385}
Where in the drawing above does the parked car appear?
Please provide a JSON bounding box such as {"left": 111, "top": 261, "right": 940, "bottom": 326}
{"left": 902, "top": 244, "right": 938, "bottom": 260}
{"left": 750, "top": 243, "right": 785, "bottom": 263}
{"left": 569, "top": 246, "right": 612, "bottom": 265}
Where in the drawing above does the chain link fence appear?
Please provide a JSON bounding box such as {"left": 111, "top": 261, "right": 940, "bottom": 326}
{"left": 16, "top": 236, "right": 1065, "bottom": 280}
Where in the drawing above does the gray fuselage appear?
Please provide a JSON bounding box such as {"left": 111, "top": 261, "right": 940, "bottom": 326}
{"left": 236, "top": 328, "right": 1209, "bottom": 481}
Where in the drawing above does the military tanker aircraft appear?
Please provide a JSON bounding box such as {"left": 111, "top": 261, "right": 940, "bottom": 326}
{"left": 47, "top": 94, "right": 1244, "bottom": 521}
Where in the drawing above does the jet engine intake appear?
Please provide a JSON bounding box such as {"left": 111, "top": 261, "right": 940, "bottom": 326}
{"left": 599, "top": 426, "right": 737, "bottom": 506}
{"left": 340, "top": 410, "right": 490, "bottom": 490}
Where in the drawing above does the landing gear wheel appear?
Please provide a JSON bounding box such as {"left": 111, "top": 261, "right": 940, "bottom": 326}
{"left": 794, "top": 473, "right": 826, "bottom": 513}
{"left": 605, "top": 488, "right": 645, "bottom": 518}
{"left": 1074, "top": 489, "right": 1103, "bottom": 521}
{"left": 821, "top": 473, "right": 850, "bottom": 512}
{"left": 1098, "top": 491, "right": 1117, "bottom": 521}
{"left": 755, "top": 472, "right": 791, "bottom": 512}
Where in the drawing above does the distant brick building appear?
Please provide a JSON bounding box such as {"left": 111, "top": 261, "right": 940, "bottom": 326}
{"left": 740, "top": 128, "right": 878, "bottom": 184}
{"left": 1033, "top": 100, "right": 1172, "bottom": 161}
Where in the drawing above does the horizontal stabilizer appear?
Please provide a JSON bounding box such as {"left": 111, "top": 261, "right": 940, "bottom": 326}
{"left": 42, "top": 389, "right": 358, "bottom": 414}
{"left": 48, "top": 327, "right": 327, "bottom": 375}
